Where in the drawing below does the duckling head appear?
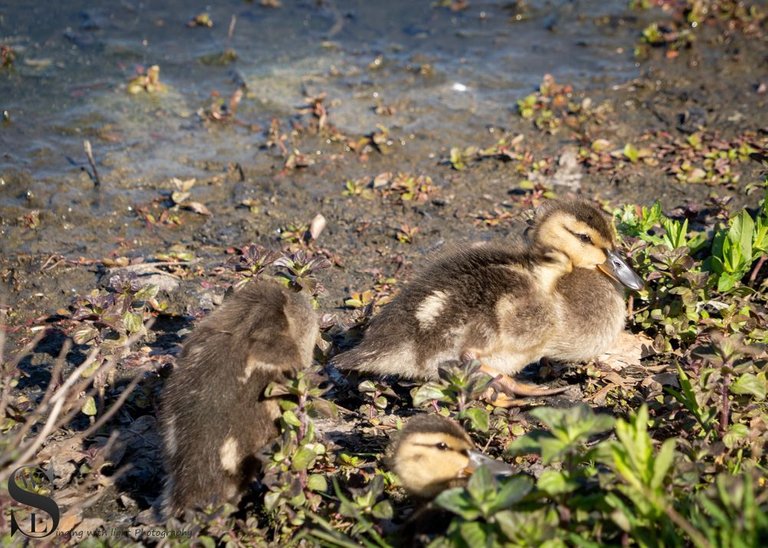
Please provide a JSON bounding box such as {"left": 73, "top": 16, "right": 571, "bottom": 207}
{"left": 389, "top": 414, "right": 513, "bottom": 499}
{"left": 529, "top": 200, "right": 643, "bottom": 290}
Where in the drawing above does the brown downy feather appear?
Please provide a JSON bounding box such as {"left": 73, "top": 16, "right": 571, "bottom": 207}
{"left": 333, "top": 200, "right": 639, "bottom": 391}
{"left": 159, "top": 279, "right": 318, "bottom": 516}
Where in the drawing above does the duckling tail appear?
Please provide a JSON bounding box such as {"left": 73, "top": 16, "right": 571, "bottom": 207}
{"left": 332, "top": 342, "right": 418, "bottom": 378}
{"left": 330, "top": 347, "right": 369, "bottom": 370}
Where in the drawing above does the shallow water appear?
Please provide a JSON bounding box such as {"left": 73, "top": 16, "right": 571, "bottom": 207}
{"left": 0, "top": 0, "right": 663, "bottom": 272}
{"left": 1, "top": 0, "right": 638, "bottom": 182}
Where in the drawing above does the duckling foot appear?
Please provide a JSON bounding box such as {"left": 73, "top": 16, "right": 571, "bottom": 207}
{"left": 480, "top": 368, "right": 569, "bottom": 408}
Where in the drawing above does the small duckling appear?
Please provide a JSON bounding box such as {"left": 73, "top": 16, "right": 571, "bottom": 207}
{"left": 159, "top": 279, "right": 318, "bottom": 516}
{"left": 334, "top": 200, "right": 643, "bottom": 403}
{"left": 388, "top": 414, "right": 514, "bottom": 499}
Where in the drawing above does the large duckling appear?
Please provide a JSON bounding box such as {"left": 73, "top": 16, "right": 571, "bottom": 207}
{"left": 334, "top": 200, "right": 643, "bottom": 403}
{"left": 159, "top": 279, "right": 318, "bottom": 516}
{"left": 388, "top": 414, "right": 513, "bottom": 498}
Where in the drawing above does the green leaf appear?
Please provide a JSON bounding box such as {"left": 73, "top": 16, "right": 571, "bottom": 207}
{"left": 307, "top": 474, "right": 327, "bottom": 492}
{"left": 462, "top": 408, "right": 490, "bottom": 433}
{"left": 339, "top": 453, "right": 363, "bottom": 467}
{"left": 81, "top": 396, "right": 97, "bottom": 416}
{"left": 505, "top": 430, "right": 548, "bottom": 456}
{"left": 494, "top": 510, "right": 520, "bottom": 541}
{"left": 623, "top": 143, "right": 640, "bottom": 163}
{"left": 283, "top": 409, "right": 302, "bottom": 427}
{"left": 730, "top": 210, "right": 755, "bottom": 264}
{"left": 358, "top": 380, "right": 377, "bottom": 393}
{"left": 537, "top": 470, "right": 576, "bottom": 496}
{"left": 434, "top": 488, "right": 482, "bottom": 520}
{"left": 450, "top": 147, "right": 466, "bottom": 170}
{"left": 291, "top": 446, "right": 317, "bottom": 471}
{"left": 730, "top": 373, "right": 767, "bottom": 400}
{"left": 264, "top": 490, "right": 281, "bottom": 511}
{"left": 122, "top": 311, "right": 143, "bottom": 334}
{"left": 133, "top": 284, "right": 159, "bottom": 301}
{"left": 372, "top": 500, "right": 394, "bottom": 520}
{"left": 467, "top": 465, "right": 495, "bottom": 503}
{"left": 411, "top": 382, "right": 447, "bottom": 406}
{"left": 651, "top": 438, "right": 676, "bottom": 489}
{"left": 661, "top": 217, "right": 688, "bottom": 249}
{"left": 539, "top": 437, "right": 570, "bottom": 465}
{"left": 717, "top": 272, "right": 740, "bottom": 292}
{"left": 459, "top": 521, "right": 489, "bottom": 547}
{"left": 723, "top": 424, "right": 749, "bottom": 449}
{"left": 490, "top": 475, "right": 534, "bottom": 512}
{"left": 198, "top": 537, "right": 217, "bottom": 548}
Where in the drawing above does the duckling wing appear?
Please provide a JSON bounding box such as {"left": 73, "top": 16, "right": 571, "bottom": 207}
{"left": 333, "top": 245, "right": 544, "bottom": 378}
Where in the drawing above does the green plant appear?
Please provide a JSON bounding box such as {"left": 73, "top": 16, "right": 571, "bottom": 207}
{"left": 273, "top": 250, "right": 331, "bottom": 296}
{"left": 261, "top": 367, "right": 335, "bottom": 539}
{"left": 302, "top": 477, "right": 393, "bottom": 547}
{"left": 411, "top": 360, "right": 493, "bottom": 432}
{"left": 69, "top": 273, "right": 163, "bottom": 349}
{"left": 615, "top": 201, "right": 768, "bottom": 349}
{"left": 507, "top": 405, "right": 615, "bottom": 527}
{"left": 708, "top": 207, "right": 768, "bottom": 292}
{"left": 434, "top": 468, "right": 535, "bottom": 546}
{"left": 230, "top": 243, "right": 281, "bottom": 278}
{"left": 688, "top": 470, "right": 768, "bottom": 547}
{"left": 603, "top": 405, "right": 683, "bottom": 544}
{"left": 358, "top": 380, "right": 397, "bottom": 421}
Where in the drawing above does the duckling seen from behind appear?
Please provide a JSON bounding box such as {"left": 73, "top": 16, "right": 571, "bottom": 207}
{"left": 334, "top": 200, "right": 643, "bottom": 403}
{"left": 159, "top": 279, "right": 318, "bottom": 516}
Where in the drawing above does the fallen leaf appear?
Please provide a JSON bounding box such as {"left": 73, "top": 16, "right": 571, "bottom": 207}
{"left": 58, "top": 512, "right": 83, "bottom": 533}
{"left": 309, "top": 213, "right": 327, "bottom": 241}
{"left": 182, "top": 201, "right": 212, "bottom": 216}
{"left": 597, "top": 331, "right": 655, "bottom": 370}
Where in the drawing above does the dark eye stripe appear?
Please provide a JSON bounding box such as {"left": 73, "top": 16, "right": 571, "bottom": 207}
{"left": 566, "top": 228, "right": 593, "bottom": 245}
{"left": 412, "top": 442, "right": 461, "bottom": 453}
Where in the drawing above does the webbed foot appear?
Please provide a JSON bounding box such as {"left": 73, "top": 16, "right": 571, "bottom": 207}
{"left": 479, "top": 364, "right": 568, "bottom": 408}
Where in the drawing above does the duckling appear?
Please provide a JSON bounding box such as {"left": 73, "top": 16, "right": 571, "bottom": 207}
{"left": 334, "top": 199, "right": 643, "bottom": 403}
{"left": 388, "top": 414, "right": 513, "bottom": 499}
{"left": 159, "top": 279, "right": 318, "bottom": 516}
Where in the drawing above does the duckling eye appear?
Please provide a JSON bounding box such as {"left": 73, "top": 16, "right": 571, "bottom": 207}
{"left": 436, "top": 442, "right": 449, "bottom": 451}
{"left": 577, "top": 233, "right": 592, "bottom": 245}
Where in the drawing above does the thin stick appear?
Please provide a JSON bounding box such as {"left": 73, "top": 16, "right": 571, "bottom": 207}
{"left": 720, "top": 372, "right": 731, "bottom": 436}
{"left": 13, "top": 398, "right": 65, "bottom": 470}
{"left": 227, "top": 15, "right": 237, "bottom": 41}
{"left": 749, "top": 255, "right": 766, "bottom": 285}
{"left": 0, "top": 331, "right": 47, "bottom": 421}
{"left": 80, "top": 373, "right": 142, "bottom": 440}
{"left": 0, "top": 307, "right": 6, "bottom": 368}
{"left": 50, "top": 346, "right": 102, "bottom": 404}
{"left": 3, "top": 347, "right": 100, "bottom": 469}
{"left": 83, "top": 139, "right": 101, "bottom": 187}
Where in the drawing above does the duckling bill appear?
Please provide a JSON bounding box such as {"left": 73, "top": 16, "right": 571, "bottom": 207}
{"left": 388, "top": 414, "right": 513, "bottom": 499}
{"left": 159, "top": 279, "right": 318, "bottom": 516}
{"left": 334, "top": 199, "right": 643, "bottom": 404}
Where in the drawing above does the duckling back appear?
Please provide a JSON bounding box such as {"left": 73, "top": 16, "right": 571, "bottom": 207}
{"left": 333, "top": 244, "right": 548, "bottom": 378}
{"left": 159, "top": 280, "right": 318, "bottom": 516}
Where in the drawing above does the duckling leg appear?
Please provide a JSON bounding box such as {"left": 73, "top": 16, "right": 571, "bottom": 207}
{"left": 478, "top": 363, "right": 569, "bottom": 407}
